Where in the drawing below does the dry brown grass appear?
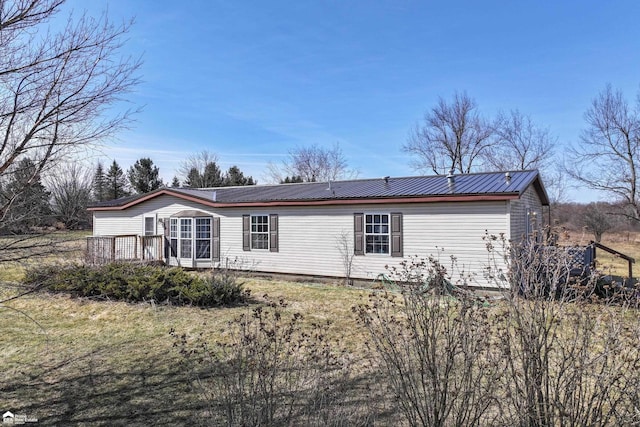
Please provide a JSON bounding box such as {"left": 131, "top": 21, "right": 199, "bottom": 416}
{"left": 0, "top": 231, "right": 89, "bottom": 283}
{"left": 0, "top": 277, "right": 372, "bottom": 426}
{"left": 1, "top": 230, "right": 638, "bottom": 425}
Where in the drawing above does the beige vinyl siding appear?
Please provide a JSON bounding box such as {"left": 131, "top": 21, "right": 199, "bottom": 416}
{"left": 220, "top": 201, "right": 509, "bottom": 287}
{"left": 509, "top": 185, "right": 543, "bottom": 243}
{"left": 93, "top": 196, "right": 509, "bottom": 287}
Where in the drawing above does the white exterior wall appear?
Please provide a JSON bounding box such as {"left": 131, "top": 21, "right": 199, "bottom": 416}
{"left": 93, "top": 195, "right": 510, "bottom": 287}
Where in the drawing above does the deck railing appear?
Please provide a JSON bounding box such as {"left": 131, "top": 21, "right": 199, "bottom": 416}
{"left": 86, "top": 235, "right": 164, "bottom": 265}
{"left": 590, "top": 240, "right": 635, "bottom": 280}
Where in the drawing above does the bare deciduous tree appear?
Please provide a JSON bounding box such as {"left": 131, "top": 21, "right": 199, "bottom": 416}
{"left": 0, "top": 0, "right": 140, "bottom": 265}
{"left": 581, "top": 202, "right": 614, "bottom": 242}
{"left": 178, "top": 150, "right": 223, "bottom": 188}
{"left": 567, "top": 84, "right": 640, "bottom": 221}
{"left": 404, "top": 92, "right": 494, "bottom": 174}
{"left": 544, "top": 166, "right": 569, "bottom": 204}
{"left": 47, "top": 163, "right": 93, "bottom": 229}
{"left": 267, "top": 143, "right": 357, "bottom": 183}
{"left": 483, "top": 109, "right": 556, "bottom": 171}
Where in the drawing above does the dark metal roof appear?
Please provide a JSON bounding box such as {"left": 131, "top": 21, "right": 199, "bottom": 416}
{"left": 89, "top": 170, "right": 549, "bottom": 209}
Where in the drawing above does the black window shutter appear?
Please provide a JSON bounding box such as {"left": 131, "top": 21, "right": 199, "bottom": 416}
{"left": 390, "top": 212, "right": 403, "bottom": 257}
{"left": 212, "top": 217, "right": 220, "bottom": 262}
{"left": 354, "top": 213, "right": 364, "bottom": 256}
{"left": 242, "top": 215, "right": 250, "bottom": 251}
{"left": 269, "top": 214, "right": 278, "bottom": 252}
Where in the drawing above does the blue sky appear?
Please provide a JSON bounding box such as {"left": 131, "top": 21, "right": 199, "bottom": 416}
{"left": 65, "top": 1, "right": 640, "bottom": 202}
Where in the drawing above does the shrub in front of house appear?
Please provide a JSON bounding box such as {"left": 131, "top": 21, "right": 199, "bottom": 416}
{"left": 23, "top": 263, "right": 248, "bottom": 307}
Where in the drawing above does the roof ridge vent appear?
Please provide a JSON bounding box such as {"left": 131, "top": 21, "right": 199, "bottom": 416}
{"left": 505, "top": 171, "right": 511, "bottom": 185}
{"left": 212, "top": 191, "right": 216, "bottom": 202}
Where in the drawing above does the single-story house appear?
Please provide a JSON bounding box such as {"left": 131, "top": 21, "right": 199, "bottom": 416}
{"left": 88, "top": 170, "right": 549, "bottom": 287}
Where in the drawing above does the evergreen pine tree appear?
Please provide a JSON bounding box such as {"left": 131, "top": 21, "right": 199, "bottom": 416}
{"left": 202, "top": 162, "right": 224, "bottom": 187}
{"left": 128, "top": 157, "right": 163, "bottom": 194}
{"left": 224, "top": 165, "right": 256, "bottom": 186}
{"left": 281, "top": 175, "right": 304, "bottom": 184}
{"left": 105, "top": 160, "right": 130, "bottom": 200}
{"left": 92, "top": 161, "right": 107, "bottom": 202}
{"left": 0, "top": 158, "right": 51, "bottom": 233}
{"left": 171, "top": 176, "right": 181, "bottom": 188}
{"left": 184, "top": 167, "right": 202, "bottom": 188}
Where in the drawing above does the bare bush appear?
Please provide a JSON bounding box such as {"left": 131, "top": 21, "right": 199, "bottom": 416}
{"left": 172, "top": 235, "right": 640, "bottom": 426}
{"left": 486, "top": 233, "right": 640, "bottom": 426}
{"left": 355, "top": 256, "right": 499, "bottom": 427}
{"left": 173, "top": 296, "right": 375, "bottom": 426}
{"left": 335, "top": 230, "right": 355, "bottom": 286}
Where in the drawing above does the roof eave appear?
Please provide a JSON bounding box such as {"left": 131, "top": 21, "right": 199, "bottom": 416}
{"left": 87, "top": 188, "right": 202, "bottom": 211}
{"left": 88, "top": 191, "right": 521, "bottom": 211}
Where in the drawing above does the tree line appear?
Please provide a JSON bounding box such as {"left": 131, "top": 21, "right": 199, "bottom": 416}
{"left": 0, "top": 152, "right": 256, "bottom": 234}
{"left": 92, "top": 152, "right": 256, "bottom": 202}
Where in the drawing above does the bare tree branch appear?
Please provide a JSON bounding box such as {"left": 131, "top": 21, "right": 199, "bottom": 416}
{"left": 0, "top": 0, "right": 141, "bottom": 266}
{"left": 0, "top": 1, "right": 141, "bottom": 180}
{"left": 566, "top": 84, "right": 640, "bottom": 221}
{"left": 484, "top": 109, "right": 556, "bottom": 171}
{"left": 46, "top": 161, "right": 92, "bottom": 229}
{"left": 267, "top": 142, "right": 358, "bottom": 183}
{"left": 403, "top": 92, "right": 494, "bottom": 174}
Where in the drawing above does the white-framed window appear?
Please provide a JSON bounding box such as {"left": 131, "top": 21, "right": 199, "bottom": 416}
{"left": 251, "top": 215, "right": 269, "bottom": 250}
{"left": 169, "top": 216, "right": 215, "bottom": 260}
{"left": 365, "top": 213, "right": 390, "bottom": 254}
{"left": 180, "top": 218, "right": 192, "bottom": 258}
{"left": 144, "top": 215, "right": 156, "bottom": 235}
{"left": 169, "top": 218, "right": 178, "bottom": 257}
{"left": 195, "top": 217, "right": 211, "bottom": 259}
